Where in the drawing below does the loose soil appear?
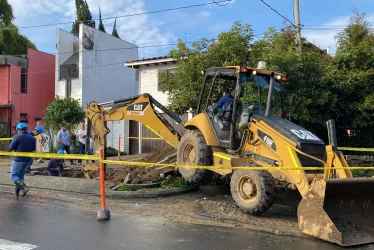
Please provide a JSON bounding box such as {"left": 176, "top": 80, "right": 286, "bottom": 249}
{"left": 104, "top": 147, "right": 177, "bottom": 185}
{"left": 30, "top": 147, "right": 177, "bottom": 185}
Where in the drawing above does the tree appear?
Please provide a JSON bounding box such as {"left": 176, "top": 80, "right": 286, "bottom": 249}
{"left": 72, "top": 0, "right": 95, "bottom": 35}
{"left": 43, "top": 96, "right": 85, "bottom": 133}
{"left": 98, "top": 6, "right": 106, "bottom": 33}
{"left": 0, "top": 0, "right": 36, "bottom": 54}
{"left": 251, "top": 27, "right": 332, "bottom": 132}
{"left": 325, "top": 9, "right": 374, "bottom": 146}
{"left": 111, "top": 17, "right": 120, "bottom": 38}
{"left": 159, "top": 21, "right": 253, "bottom": 114}
{"left": 0, "top": 0, "right": 14, "bottom": 25}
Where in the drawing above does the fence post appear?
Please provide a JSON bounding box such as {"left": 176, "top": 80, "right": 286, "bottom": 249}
{"left": 118, "top": 134, "right": 121, "bottom": 160}
{"left": 97, "top": 148, "right": 111, "bottom": 221}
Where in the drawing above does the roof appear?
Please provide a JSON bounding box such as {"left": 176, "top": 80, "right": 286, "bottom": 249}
{"left": 205, "top": 66, "right": 286, "bottom": 78}
{"left": 0, "top": 104, "right": 12, "bottom": 109}
{"left": 124, "top": 56, "right": 177, "bottom": 68}
{"left": 0, "top": 55, "right": 28, "bottom": 67}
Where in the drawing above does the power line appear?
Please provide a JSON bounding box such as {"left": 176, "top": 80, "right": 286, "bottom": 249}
{"left": 259, "top": 0, "right": 296, "bottom": 28}
{"left": 8, "top": 31, "right": 269, "bottom": 57}
{"left": 212, "top": 0, "right": 232, "bottom": 6}
{"left": 0, "top": 0, "right": 233, "bottom": 31}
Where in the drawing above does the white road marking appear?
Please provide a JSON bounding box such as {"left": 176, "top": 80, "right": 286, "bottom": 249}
{"left": 0, "top": 239, "right": 38, "bottom": 250}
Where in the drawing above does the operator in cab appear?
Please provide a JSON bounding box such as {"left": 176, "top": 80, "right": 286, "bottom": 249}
{"left": 214, "top": 86, "right": 233, "bottom": 112}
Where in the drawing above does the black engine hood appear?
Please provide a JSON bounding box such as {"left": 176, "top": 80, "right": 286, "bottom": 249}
{"left": 251, "top": 114, "right": 325, "bottom": 146}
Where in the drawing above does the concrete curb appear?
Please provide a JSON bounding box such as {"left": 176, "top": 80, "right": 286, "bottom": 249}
{"left": 0, "top": 173, "right": 199, "bottom": 198}
{"left": 106, "top": 185, "right": 199, "bottom": 199}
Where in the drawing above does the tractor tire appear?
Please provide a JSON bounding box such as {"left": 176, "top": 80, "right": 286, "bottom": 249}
{"left": 230, "top": 169, "right": 276, "bottom": 215}
{"left": 177, "top": 130, "right": 213, "bottom": 184}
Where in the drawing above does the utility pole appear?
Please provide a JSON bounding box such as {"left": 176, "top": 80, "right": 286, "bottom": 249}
{"left": 293, "top": 0, "right": 302, "bottom": 56}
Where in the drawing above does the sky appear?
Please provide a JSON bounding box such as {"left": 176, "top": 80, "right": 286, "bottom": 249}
{"left": 8, "top": 0, "right": 374, "bottom": 58}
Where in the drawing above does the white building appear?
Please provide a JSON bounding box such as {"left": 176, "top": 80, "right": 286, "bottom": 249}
{"left": 124, "top": 56, "right": 187, "bottom": 154}
{"left": 55, "top": 24, "right": 138, "bottom": 154}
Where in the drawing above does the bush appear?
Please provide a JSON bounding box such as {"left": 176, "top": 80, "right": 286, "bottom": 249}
{"left": 161, "top": 176, "right": 187, "bottom": 189}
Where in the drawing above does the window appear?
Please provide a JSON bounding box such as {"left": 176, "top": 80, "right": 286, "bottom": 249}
{"left": 67, "top": 79, "right": 72, "bottom": 97}
{"left": 158, "top": 68, "right": 175, "bottom": 91}
{"left": 20, "top": 68, "right": 28, "bottom": 94}
{"left": 20, "top": 113, "right": 28, "bottom": 123}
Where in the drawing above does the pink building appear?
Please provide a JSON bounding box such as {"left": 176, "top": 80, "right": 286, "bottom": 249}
{"left": 0, "top": 49, "right": 55, "bottom": 136}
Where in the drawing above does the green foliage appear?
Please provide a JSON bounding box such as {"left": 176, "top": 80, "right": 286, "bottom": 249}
{"left": 116, "top": 185, "right": 129, "bottom": 191}
{"left": 160, "top": 21, "right": 252, "bottom": 114}
{"left": 72, "top": 0, "right": 95, "bottom": 35}
{"left": 161, "top": 176, "right": 187, "bottom": 189}
{"left": 111, "top": 17, "right": 120, "bottom": 39}
{"left": 0, "top": 0, "right": 13, "bottom": 26}
{"left": 98, "top": 6, "right": 106, "bottom": 33}
{"left": 43, "top": 96, "right": 85, "bottom": 133}
{"left": 326, "top": 9, "right": 374, "bottom": 130}
{"left": 251, "top": 27, "right": 332, "bottom": 130}
{"left": 0, "top": 1, "right": 36, "bottom": 54}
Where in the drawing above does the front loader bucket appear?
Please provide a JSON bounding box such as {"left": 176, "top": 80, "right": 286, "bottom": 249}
{"left": 298, "top": 178, "right": 374, "bottom": 246}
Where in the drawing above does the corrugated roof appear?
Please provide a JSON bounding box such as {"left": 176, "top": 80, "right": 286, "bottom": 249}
{"left": 126, "top": 56, "right": 173, "bottom": 64}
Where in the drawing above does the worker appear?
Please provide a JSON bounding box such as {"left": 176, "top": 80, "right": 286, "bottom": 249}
{"left": 47, "top": 150, "right": 65, "bottom": 176}
{"left": 26, "top": 125, "right": 44, "bottom": 173}
{"left": 57, "top": 123, "right": 75, "bottom": 165}
{"left": 77, "top": 123, "right": 86, "bottom": 165}
{"left": 214, "top": 86, "right": 234, "bottom": 112}
{"left": 9, "top": 123, "right": 36, "bottom": 197}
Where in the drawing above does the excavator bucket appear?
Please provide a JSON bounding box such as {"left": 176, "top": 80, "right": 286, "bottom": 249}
{"left": 298, "top": 178, "right": 374, "bottom": 246}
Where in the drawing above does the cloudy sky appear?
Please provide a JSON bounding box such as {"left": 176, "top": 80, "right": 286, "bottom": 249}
{"left": 8, "top": 0, "right": 374, "bottom": 58}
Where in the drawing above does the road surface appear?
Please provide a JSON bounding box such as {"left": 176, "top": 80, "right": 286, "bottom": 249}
{"left": 0, "top": 192, "right": 372, "bottom": 250}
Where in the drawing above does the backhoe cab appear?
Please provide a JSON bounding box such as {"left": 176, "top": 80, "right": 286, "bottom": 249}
{"left": 177, "top": 65, "right": 374, "bottom": 246}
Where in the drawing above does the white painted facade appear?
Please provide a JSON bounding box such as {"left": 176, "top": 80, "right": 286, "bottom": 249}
{"left": 124, "top": 57, "right": 179, "bottom": 153}
{"left": 55, "top": 24, "right": 138, "bottom": 153}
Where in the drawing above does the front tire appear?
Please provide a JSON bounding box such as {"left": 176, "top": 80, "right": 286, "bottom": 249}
{"left": 230, "top": 169, "right": 276, "bottom": 215}
{"left": 177, "top": 130, "right": 213, "bottom": 184}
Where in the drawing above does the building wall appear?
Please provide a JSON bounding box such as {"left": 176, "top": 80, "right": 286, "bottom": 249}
{"left": 138, "top": 64, "right": 178, "bottom": 107}
{"left": 0, "top": 50, "right": 55, "bottom": 134}
{"left": 55, "top": 29, "right": 80, "bottom": 100}
{"left": 0, "top": 66, "right": 10, "bottom": 105}
{"left": 26, "top": 49, "right": 55, "bottom": 129}
{"left": 79, "top": 24, "right": 138, "bottom": 105}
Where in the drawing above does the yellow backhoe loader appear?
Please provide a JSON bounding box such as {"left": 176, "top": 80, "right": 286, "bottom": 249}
{"left": 86, "top": 65, "right": 374, "bottom": 246}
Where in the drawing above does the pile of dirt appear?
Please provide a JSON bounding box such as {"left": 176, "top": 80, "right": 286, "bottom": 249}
{"left": 109, "top": 147, "right": 177, "bottom": 185}
{"left": 31, "top": 148, "right": 178, "bottom": 185}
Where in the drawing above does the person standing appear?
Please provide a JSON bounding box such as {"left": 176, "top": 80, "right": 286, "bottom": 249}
{"left": 26, "top": 125, "right": 44, "bottom": 173}
{"left": 77, "top": 123, "right": 86, "bottom": 165}
{"left": 47, "top": 150, "right": 65, "bottom": 176}
{"left": 9, "top": 123, "right": 36, "bottom": 197}
{"left": 57, "top": 124, "right": 75, "bottom": 165}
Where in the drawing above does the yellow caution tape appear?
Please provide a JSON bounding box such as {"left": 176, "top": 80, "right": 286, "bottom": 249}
{"left": 338, "top": 147, "right": 374, "bottom": 152}
{"left": 0, "top": 138, "right": 12, "bottom": 141}
{"left": 102, "top": 159, "right": 176, "bottom": 167}
{"left": 127, "top": 137, "right": 165, "bottom": 140}
{"left": 0, "top": 151, "right": 99, "bottom": 160}
{"left": 0, "top": 151, "right": 373, "bottom": 170}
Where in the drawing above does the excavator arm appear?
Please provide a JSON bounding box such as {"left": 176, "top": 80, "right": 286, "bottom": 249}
{"left": 86, "top": 93, "right": 182, "bottom": 154}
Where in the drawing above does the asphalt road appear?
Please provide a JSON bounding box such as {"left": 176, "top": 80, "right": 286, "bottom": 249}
{"left": 0, "top": 192, "right": 372, "bottom": 250}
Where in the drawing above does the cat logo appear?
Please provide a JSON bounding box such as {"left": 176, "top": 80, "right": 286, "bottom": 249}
{"left": 127, "top": 102, "right": 149, "bottom": 116}
{"left": 133, "top": 104, "right": 144, "bottom": 111}
{"left": 290, "top": 129, "right": 320, "bottom": 141}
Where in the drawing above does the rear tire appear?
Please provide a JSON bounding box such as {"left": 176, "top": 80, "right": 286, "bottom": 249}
{"left": 230, "top": 169, "right": 276, "bottom": 215}
{"left": 177, "top": 130, "right": 213, "bottom": 184}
